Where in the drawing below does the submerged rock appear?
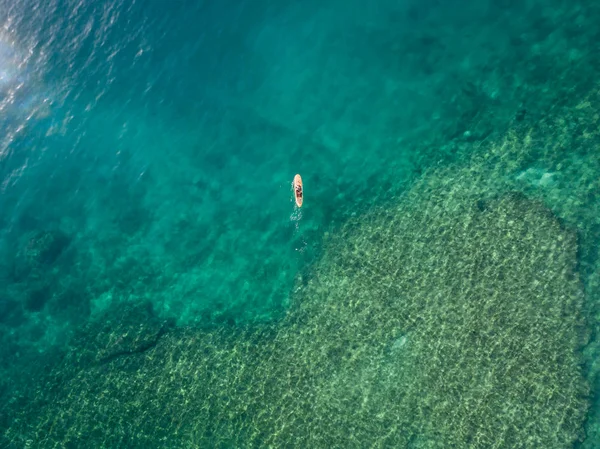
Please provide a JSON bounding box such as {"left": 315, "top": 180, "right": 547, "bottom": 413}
{"left": 12, "top": 229, "right": 71, "bottom": 282}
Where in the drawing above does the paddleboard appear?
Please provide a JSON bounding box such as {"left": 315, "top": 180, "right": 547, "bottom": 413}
{"left": 293, "top": 174, "right": 303, "bottom": 207}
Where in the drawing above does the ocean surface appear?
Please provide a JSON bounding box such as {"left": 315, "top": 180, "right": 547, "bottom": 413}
{"left": 1, "top": 0, "right": 600, "bottom": 447}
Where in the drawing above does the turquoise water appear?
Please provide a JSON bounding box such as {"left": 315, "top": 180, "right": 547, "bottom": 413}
{"left": 2, "top": 0, "right": 600, "bottom": 447}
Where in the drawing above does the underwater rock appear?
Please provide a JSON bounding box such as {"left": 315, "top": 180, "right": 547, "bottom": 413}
{"left": 23, "top": 229, "right": 68, "bottom": 265}
{"left": 11, "top": 229, "right": 70, "bottom": 282}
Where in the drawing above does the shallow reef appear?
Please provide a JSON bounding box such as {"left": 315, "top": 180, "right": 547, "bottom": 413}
{"left": 3, "top": 158, "right": 590, "bottom": 448}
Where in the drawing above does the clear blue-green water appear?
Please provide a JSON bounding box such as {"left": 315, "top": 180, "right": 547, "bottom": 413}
{"left": 2, "top": 0, "right": 600, "bottom": 447}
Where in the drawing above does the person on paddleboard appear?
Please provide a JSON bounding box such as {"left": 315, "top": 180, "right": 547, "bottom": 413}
{"left": 293, "top": 174, "right": 303, "bottom": 207}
